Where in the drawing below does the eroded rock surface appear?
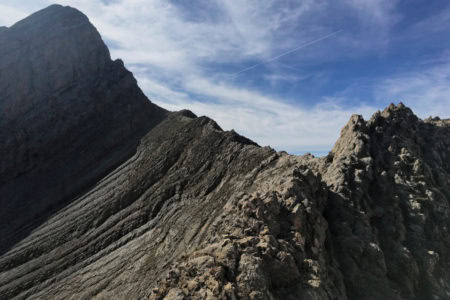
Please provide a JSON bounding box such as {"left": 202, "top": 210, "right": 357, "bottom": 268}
{"left": 319, "top": 103, "right": 450, "bottom": 299}
{"left": 0, "top": 5, "right": 449, "bottom": 300}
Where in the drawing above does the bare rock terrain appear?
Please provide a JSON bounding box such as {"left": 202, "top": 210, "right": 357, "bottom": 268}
{"left": 0, "top": 5, "right": 448, "bottom": 300}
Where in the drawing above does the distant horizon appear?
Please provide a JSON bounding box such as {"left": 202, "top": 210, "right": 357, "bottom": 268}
{"left": 2, "top": 1, "right": 449, "bottom": 154}
{"left": 292, "top": 150, "right": 330, "bottom": 157}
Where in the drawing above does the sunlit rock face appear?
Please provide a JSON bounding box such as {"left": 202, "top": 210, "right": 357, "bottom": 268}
{"left": 0, "top": 5, "right": 448, "bottom": 300}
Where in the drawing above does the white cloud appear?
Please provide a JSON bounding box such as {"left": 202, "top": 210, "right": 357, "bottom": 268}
{"left": 375, "top": 62, "right": 450, "bottom": 118}
{"left": 0, "top": 4, "right": 35, "bottom": 26}
{"left": 410, "top": 7, "right": 450, "bottom": 36}
{"left": 344, "top": 0, "right": 400, "bottom": 28}
{"left": 134, "top": 70, "right": 378, "bottom": 153}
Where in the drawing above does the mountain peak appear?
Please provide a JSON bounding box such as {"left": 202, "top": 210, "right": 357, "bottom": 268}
{"left": 10, "top": 4, "right": 89, "bottom": 30}
{"left": 0, "top": 4, "right": 167, "bottom": 252}
{"left": 380, "top": 102, "right": 416, "bottom": 120}
{"left": 0, "top": 3, "right": 111, "bottom": 120}
{"left": 330, "top": 102, "right": 426, "bottom": 157}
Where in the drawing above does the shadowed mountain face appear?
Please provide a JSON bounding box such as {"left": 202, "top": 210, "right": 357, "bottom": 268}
{"left": 0, "top": 5, "right": 449, "bottom": 300}
{"left": 0, "top": 4, "right": 167, "bottom": 252}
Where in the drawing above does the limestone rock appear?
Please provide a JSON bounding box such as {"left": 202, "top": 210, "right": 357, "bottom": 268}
{"left": 320, "top": 103, "right": 450, "bottom": 299}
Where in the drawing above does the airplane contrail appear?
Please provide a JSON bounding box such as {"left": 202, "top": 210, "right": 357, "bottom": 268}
{"left": 231, "top": 30, "right": 342, "bottom": 76}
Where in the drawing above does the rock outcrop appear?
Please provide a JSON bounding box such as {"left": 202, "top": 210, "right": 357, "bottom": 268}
{"left": 0, "top": 5, "right": 449, "bottom": 300}
{"left": 320, "top": 103, "right": 450, "bottom": 299}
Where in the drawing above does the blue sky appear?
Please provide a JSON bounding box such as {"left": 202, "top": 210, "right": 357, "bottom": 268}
{"left": 1, "top": 0, "right": 449, "bottom": 155}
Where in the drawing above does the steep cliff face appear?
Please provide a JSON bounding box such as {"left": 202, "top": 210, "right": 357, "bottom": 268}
{"left": 0, "top": 5, "right": 449, "bottom": 300}
{"left": 0, "top": 4, "right": 167, "bottom": 252}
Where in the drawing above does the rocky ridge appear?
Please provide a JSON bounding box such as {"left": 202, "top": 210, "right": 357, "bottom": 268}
{"left": 0, "top": 5, "right": 449, "bottom": 300}
{"left": 148, "top": 104, "right": 449, "bottom": 300}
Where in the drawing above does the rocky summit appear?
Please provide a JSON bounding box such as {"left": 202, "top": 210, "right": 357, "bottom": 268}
{"left": 0, "top": 5, "right": 448, "bottom": 300}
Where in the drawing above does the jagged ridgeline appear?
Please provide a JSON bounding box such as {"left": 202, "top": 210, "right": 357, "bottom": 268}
{"left": 0, "top": 5, "right": 449, "bottom": 300}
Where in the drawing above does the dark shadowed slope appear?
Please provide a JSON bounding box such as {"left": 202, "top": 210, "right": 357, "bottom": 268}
{"left": 0, "top": 5, "right": 449, "bottom": 300}
{"left": 0, "top": 5, "right": 167, "bottom": 253}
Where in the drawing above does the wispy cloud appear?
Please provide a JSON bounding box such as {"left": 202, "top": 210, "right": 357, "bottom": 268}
{"left": 0, "top": 4, "right": 30, "bottom": 26}
{"left": 135, "top": 70, "right": 377, "bottom": 152}
{"left": 230, "top": 30, "right": 342, "bottom": 76}
{"left": 375, "top": 62, "right": 450, "bottom": 118}
{"left": 410, "top": 7, "right": 450, "bottom": 36}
